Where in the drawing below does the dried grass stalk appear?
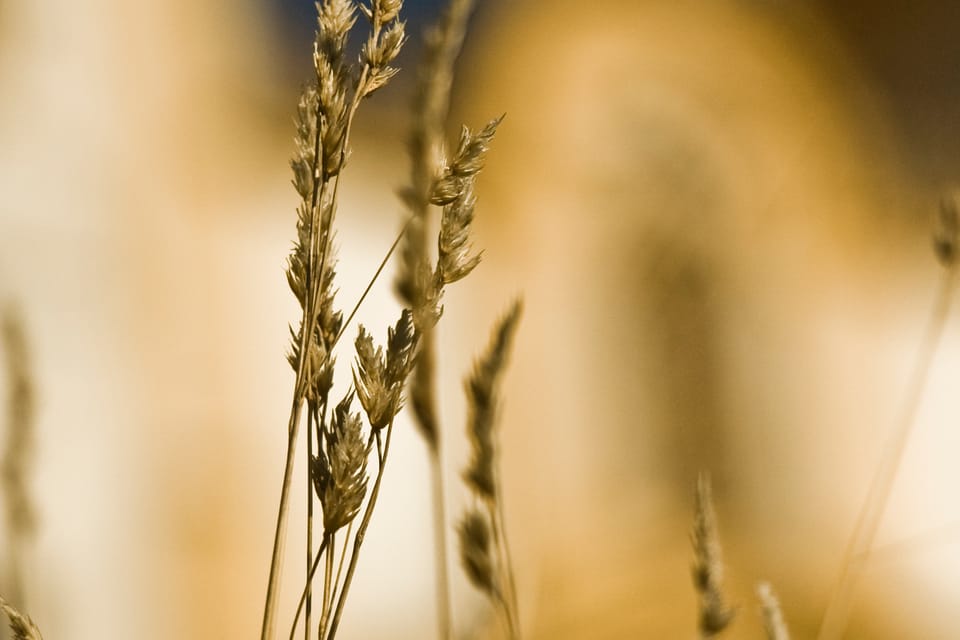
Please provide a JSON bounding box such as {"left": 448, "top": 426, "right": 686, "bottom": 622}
{"left": 691, "top": 473, "right": 735, "bottom": 638}
{"left": 463, "top": 300, "right": 520, "bottom": 499}
{"left": 817, "top": 196, "right": 960, "bottom": 640}
{"left": 458, "top": 301, "right": 523, "bottom": 639}
{"left": 393, "top": 3, "right": 495, "bottom": 636}
{"left": 397, "top": 0, "right": 479, "bottom": 449}
{"left": 757, "top": 582, "right": 790, "bottom": 640}
{"left": 265, "top": 0, "right": 503, "bottom": 637}
{"left": 262, "top": 1, "right": 408, "bottom": 638}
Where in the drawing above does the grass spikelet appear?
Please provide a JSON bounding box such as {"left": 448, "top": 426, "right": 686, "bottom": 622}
{"left": 463, "top": 301, "right": 522, "bottom": 499}
{"left": 312, "top": 392, "right": 369, "bottom": 533}
{"left": 431, "top": 117, "right": 503, "bottom": 206}
{"left": 358, "top": 0, "right": 407, "bottom": 97}
{"left": 692, "top": 473, "right": 735, "bottom": 638}
{"left": 352, "top": 310, "right": 416, "bottom": 431}
{"left": 458, "top": 508, "right": 496, "bottom": 596}
{"left": 399, "top": 113, "right": 503, "bottom": 335}
{"left": 434, "top": 117, "right": 502, "bottom": 286}
{"left": 396, "top": 0, "right": 479, "bottom": 318}
{"left": 0, "top": 597, "right": 42, "bottom": 640}
{"left": 757, "top": 582, "right": 790, "bottom": 640}
{"left": 436, "top": 180, "right": 481, "bottom": 285}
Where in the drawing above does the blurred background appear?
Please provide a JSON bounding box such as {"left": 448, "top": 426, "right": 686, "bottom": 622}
{"left": 2, "top": 0, "right": 960, "bottom": 637}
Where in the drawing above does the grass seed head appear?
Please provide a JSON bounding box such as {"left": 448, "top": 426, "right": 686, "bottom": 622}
{"left": 757, "top": 582, "right": 790, "bottom": 640}
{"left": 312, "top": 392, "right": 369, "bottom": 533}
{"left": 463, "top": 301, "right": 522, "bottom": 499}
{"left": 692, "top": 473, "right": 736, "bottom": 638}
{"left": 353, "top": 310, "right": 417, "bottom": 431}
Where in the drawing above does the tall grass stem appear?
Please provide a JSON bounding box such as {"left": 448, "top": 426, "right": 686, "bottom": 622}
{"left": 817, "top": 264, "right": 958, "bottom": 640}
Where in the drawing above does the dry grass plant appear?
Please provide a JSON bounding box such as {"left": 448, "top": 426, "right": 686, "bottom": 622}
{"left": 395, "top": 0, "right": 482, "bottom": 634}
{"left": 270, "top": 5, "right": 960, "bottom": 639}
{"left": 685, "top": 203, "right": 959, "bottom": 640}
{"left": 2, "top": 3, "right": 959, "bottom": 639}
{"left": 816, "top": 197, "right": 960, "bottom": 639}
{"left": 457, "top": 301, "right": 523, "bottom": 639}
{"left": 691, "top": 474, "right": 736, "bottom": 639}
{"left": 757, "top": 582, "right": 791, "bottom": 640}
{"left": 690, "top": 475, "right": 793, "bottom": 640}
{"left": 260, "top": 1, "right": 503, "bottom": 639}
{"left": 260, "top": 1, "right": 412, "bottom": 637}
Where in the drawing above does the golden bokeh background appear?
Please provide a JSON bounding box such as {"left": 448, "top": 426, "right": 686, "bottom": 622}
{"left": 2, "top": 0, "right": 960, "bottom": 638}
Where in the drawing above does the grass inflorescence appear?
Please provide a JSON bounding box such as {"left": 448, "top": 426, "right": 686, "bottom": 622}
{"left": 691, "top": 473, "right": 736, "bottom": 639}
{"left": 757, "top": 582, "right": 791, "bottom": 640}
{"left": 261, "top": 1, "right": 414, "bottom": 638}
{"left": 458, "top": 301, "right": 523, "bottom": 638}
{"left": 261, "top": 1, "right": 506, "bottom": 639}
